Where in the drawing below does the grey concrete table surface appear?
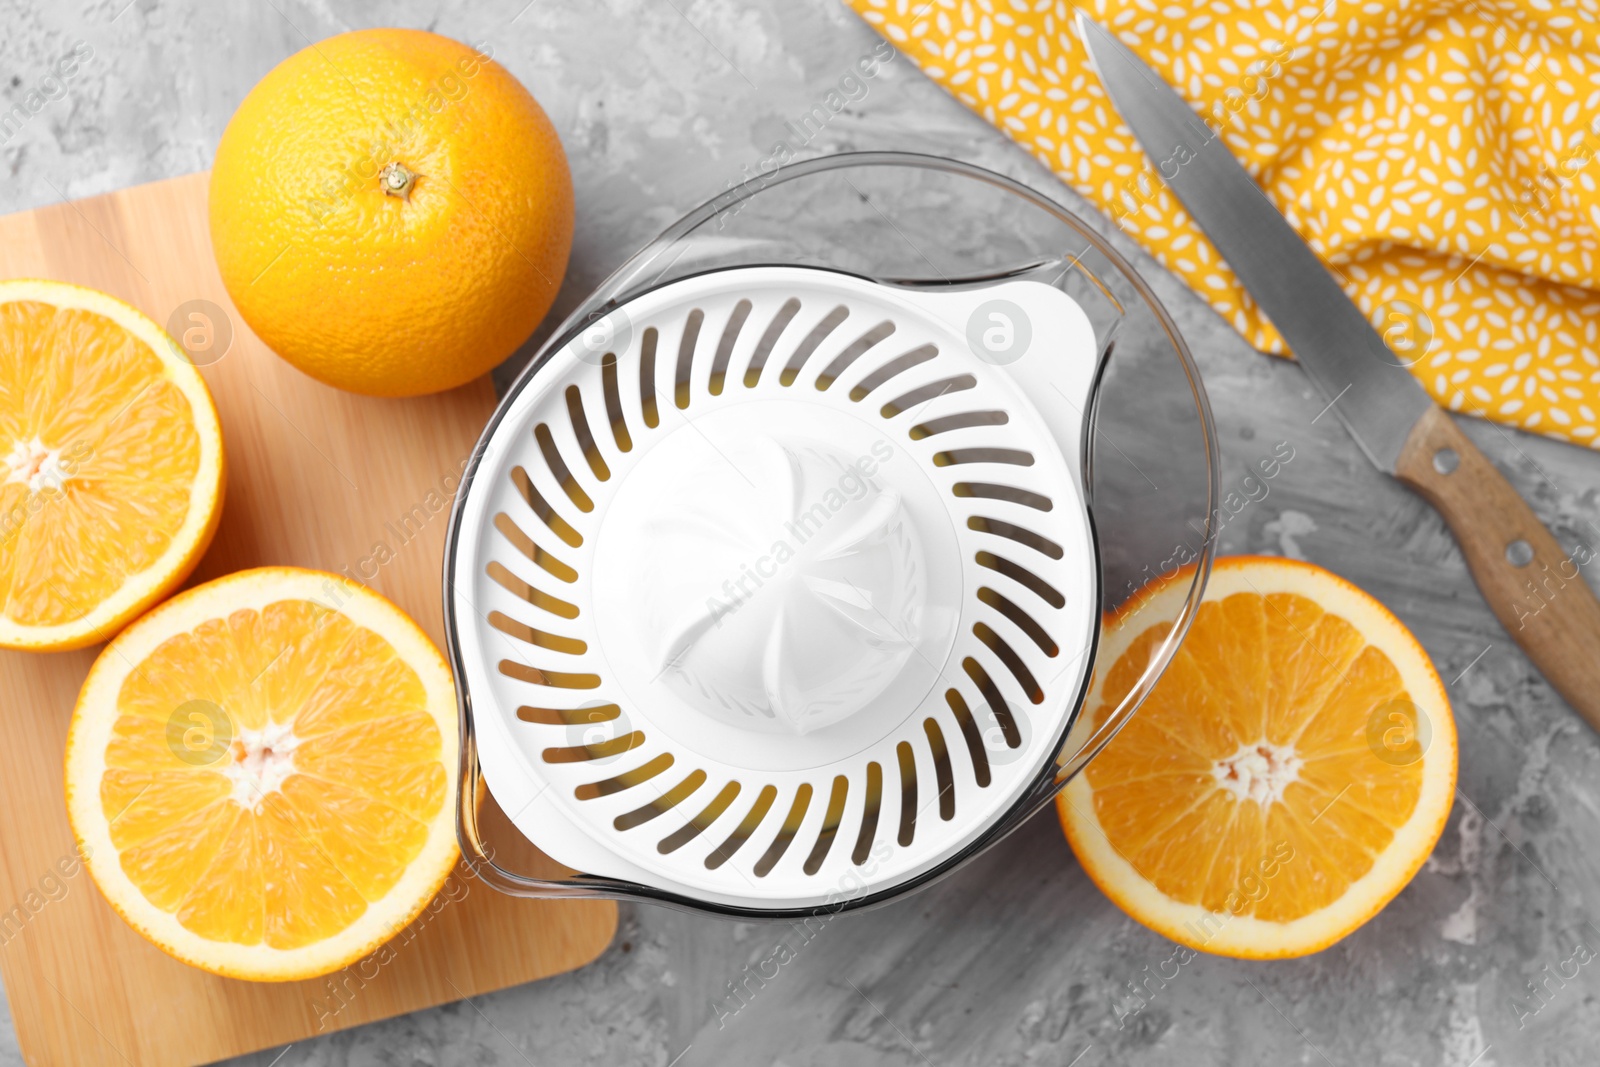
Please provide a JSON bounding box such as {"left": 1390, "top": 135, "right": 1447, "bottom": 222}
{"left": 4, "top": 1, "right": 1598, "bottom": 1064}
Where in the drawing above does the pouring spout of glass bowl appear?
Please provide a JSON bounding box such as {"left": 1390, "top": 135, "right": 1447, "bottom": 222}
{"left": 873, "top": 254, "right": 1082, "bottom": 292}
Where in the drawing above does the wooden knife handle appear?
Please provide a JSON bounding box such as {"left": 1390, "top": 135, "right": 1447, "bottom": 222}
{"left": 1395, "top": 405, "right": 1600, "bottom": 730}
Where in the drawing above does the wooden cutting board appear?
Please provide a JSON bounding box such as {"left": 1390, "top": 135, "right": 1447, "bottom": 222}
{"left": 0, "top": 173, "right": 616, "bottom": 1067}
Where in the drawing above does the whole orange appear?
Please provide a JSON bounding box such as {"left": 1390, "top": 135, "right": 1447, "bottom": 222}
{"left": 209, "top": 29, "right": 573, "bottom": 397}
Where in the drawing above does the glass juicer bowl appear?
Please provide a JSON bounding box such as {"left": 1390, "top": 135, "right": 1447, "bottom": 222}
{"left": 442, "top": 151, "right": 1219, "bottom": 917}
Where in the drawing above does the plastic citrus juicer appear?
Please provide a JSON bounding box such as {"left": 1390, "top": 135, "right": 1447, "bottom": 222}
{"left": 443, "top": 152, "right": 1218, "bottom": 917}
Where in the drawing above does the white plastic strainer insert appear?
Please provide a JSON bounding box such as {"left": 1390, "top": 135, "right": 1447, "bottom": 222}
{"left": 451, "top": 264, "right": 1101, "bottom": 911}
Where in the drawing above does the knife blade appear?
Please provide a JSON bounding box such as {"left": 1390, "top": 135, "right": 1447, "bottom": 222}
{"left": 1080, "top": 13, "right": 1600, "bottom": 731}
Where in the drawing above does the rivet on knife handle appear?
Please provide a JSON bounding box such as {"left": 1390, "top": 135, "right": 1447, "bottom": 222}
{"left": 1395, "top": 406, "right": 1600, "bottom": 730}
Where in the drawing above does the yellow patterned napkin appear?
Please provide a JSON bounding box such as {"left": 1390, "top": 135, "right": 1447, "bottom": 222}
{"left": 846, "top": 0, "right": 1600, "bottom": 448}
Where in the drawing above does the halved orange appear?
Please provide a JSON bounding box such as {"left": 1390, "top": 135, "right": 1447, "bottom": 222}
{"left": 1058, "top": 555, "right": 1457, "bottom": 959}
{"left": 0, "top": 279, "right": 224, "bottom": 650}
{"left": 65, "top": 567, "right": 459, "bottom": 981}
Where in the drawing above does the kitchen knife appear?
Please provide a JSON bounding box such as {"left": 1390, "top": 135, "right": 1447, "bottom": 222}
{"left": 1079, "top": 13, "right": 1600, "bottom": 731}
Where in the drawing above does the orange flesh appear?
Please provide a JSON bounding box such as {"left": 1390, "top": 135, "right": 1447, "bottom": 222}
{"left": 1084, "top": 591, "right": 1424, "bottom": 922}
{"left": 100, "top": 599, "right": 447, "bottom": 949}
{"left": 0, "top": 300, "right": 199, "bottom": 626}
